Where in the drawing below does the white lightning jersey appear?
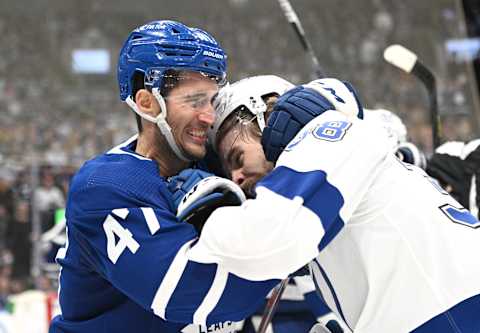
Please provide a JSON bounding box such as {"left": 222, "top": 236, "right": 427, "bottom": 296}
{"left": 189, "top": 111, "right": 480, "bottom": 333}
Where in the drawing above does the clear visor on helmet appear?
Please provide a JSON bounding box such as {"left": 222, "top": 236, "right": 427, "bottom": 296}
{"left": 145, "top": 67, "right": 226, "bottom": 89}
{"left": 145, "top": 68, "right": 226, "bottom": 112}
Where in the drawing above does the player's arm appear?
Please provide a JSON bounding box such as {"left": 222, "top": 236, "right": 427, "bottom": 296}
{"left": 66, "top": 183, "right": 278, "bottom": 326}
{"left": 169, "top": 167, "right": 348, "bottom": 331}
{"left": 259, "top": 110, "right": 390, "bottom": 247}
{"left": 258, "top": 81, "right": 390, "bottom": 248}
{"left": 186, "top": 82, "right": 390, "bottom": 281}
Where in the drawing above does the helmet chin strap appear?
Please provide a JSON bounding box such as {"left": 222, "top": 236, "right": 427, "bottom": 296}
{"left": 256, "top": 112, "right": 266, "bottom": 132}
{"left": 125, "top": 88, "right": 192, "bottom": 162}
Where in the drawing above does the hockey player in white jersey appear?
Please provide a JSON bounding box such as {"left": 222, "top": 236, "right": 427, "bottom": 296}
{"left": 172, "top": 76, "right": 480, "bottom": 332}
{"left": 199, "top": 75, "right": 346, "bottom": 333}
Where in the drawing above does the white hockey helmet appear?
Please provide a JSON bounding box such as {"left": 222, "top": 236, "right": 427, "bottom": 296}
{"left": 363, "top": 108, "right": 407, "bottom": 150}
{"left": 209, "top": 75, "right": 294, "bottom": 151}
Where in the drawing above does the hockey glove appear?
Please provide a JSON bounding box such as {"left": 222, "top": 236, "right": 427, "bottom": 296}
{"left": 262, "top": 78, "right": 363, "bottom": 162}
{"left": 395, "top": 142, "right": 427, "bottom": 170}
{"left": 167, "top": 168, "right": 246, "bottom": 233}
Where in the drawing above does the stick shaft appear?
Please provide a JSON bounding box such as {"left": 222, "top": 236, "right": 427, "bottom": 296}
{"left": 412, "top": 61, "right": 441, "bottom": 149}
{"left": 257, "top": 278, "right": 289, "bottom": 333}
{"left": 276, "top": 0, "right": 325, "bottom": 78}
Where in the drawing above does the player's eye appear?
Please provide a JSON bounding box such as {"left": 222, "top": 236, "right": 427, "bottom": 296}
{"left": 232, "top": 152, "right": 243, "bottom": 169}
{"left": 189, "top": 96, "right": 209, "bottom": 109}
{"left": 210, "top": 92, "right": 219, "bottom": 106}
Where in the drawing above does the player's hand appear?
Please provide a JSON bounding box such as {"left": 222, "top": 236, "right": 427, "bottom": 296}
{"left": 262, "top": 78, "right": 363, "bottom": 162}
{"left": 167, "top": 169, "right": 246, "bottom": 233}
{"left": 167, "top": 168, "right": 213, "bottom": 208}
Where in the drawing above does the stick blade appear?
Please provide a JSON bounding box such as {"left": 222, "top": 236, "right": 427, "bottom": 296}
{"left": 384, "top": 44, "right": 418, "bottom": 73}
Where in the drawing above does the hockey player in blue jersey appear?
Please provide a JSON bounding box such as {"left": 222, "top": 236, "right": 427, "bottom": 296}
{"left": 49, "top": 21, "right": 282, "bottom": 333}
{"left": 170, "top": 77, "right": 480, "bottom": 332}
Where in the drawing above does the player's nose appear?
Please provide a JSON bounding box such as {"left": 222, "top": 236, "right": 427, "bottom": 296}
{"left": 197, "top": 105, "right": 215, "bottom": 125}
{"left": 231, "top": 169, "right": 245, "bottom": 187}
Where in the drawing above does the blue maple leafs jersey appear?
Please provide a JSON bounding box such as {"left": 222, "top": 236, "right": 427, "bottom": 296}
{"left": 188, "top": 111, "right": 480, "bottom": 333}
{"left": 49, "top": 136, "right": 278, "bottom": 333}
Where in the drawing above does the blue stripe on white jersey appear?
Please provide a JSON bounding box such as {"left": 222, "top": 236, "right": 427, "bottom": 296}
{"left": 258, "top": 166, "right": 345, "bottom": 250}
{"left": 311, "top": 258, "right": 352, "bottom": 331}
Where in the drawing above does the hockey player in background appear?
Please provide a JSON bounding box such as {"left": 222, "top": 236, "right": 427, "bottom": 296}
{"left": 363, "top": 108, "right": 427, "bottom": 170}
{"left": 170, "top": 77, "right": 480, "bottom": 332}
{"left": 426, "top": 139, "right": 480, "bottom": 219}
{"left": 362, "top": 107, "right": 480, "bottom": 209}
{"left": 49, "top": 20, "right": 282, "bottom": 333}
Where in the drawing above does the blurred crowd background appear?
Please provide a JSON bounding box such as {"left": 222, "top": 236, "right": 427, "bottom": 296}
{"left": 0, "top": 0, "right": 479, "bottom": 316}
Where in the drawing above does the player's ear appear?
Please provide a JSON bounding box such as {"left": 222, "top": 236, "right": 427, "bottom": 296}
{"left": 135, "top": 89, "right": 158, "bottom": 117}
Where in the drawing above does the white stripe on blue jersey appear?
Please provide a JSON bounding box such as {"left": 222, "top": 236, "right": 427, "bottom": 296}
{"left": 52, "top": 136, "right": 278, "bottom": 333}
{"left": 193, "top": 267, "right": 229, "bottom": 325}
{"left": 151, "top": 239, "right": 196, "bottom": 319}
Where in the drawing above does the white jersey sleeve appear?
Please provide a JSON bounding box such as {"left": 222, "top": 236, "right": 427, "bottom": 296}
{"left": 188, "top": 112, "right": 480, "bottom": 332}
{"left": 271, "top": 110, "right": 391, "bottom": 232}
{"left": 188, "top": 111, "right": 390, "bottom": 280}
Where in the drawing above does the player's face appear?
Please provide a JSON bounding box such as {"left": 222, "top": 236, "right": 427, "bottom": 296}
{"left": 218, "top": 129, "right": 274, "bottom": 197}
{"left": 165, "top": 72, "right": 219, "bottom": 160}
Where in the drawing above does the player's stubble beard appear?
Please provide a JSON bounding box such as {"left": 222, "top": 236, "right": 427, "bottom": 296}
{"left": 153, "top": 127, "right": 192, "bottom": 176}
{"left": 243, "top": 160, "right": 274, "bottom": 199}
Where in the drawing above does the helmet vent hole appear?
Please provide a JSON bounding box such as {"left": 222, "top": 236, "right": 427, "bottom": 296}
{"left": 171, "top": 27, "right": 180, "bottom": 34}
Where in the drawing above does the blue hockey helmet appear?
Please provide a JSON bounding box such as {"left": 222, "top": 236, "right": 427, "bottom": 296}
{"left": 117, "top": 20, "right": 227, "bottom": 162}
{"left": 118, "top": 20, "right": 227, "bottom": 101}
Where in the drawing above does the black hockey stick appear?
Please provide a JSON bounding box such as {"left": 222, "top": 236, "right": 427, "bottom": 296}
{"left": 257, "top": 278, "right": 289, "bottom": 333}
{"left": 383, "top": 44, "right": 441, "bottom": 149}
{"left": 257, "top": 4, "right": 323, "bottom": 330}
{"left": 276, "top": 0, "right": 325, "bottom": 78}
